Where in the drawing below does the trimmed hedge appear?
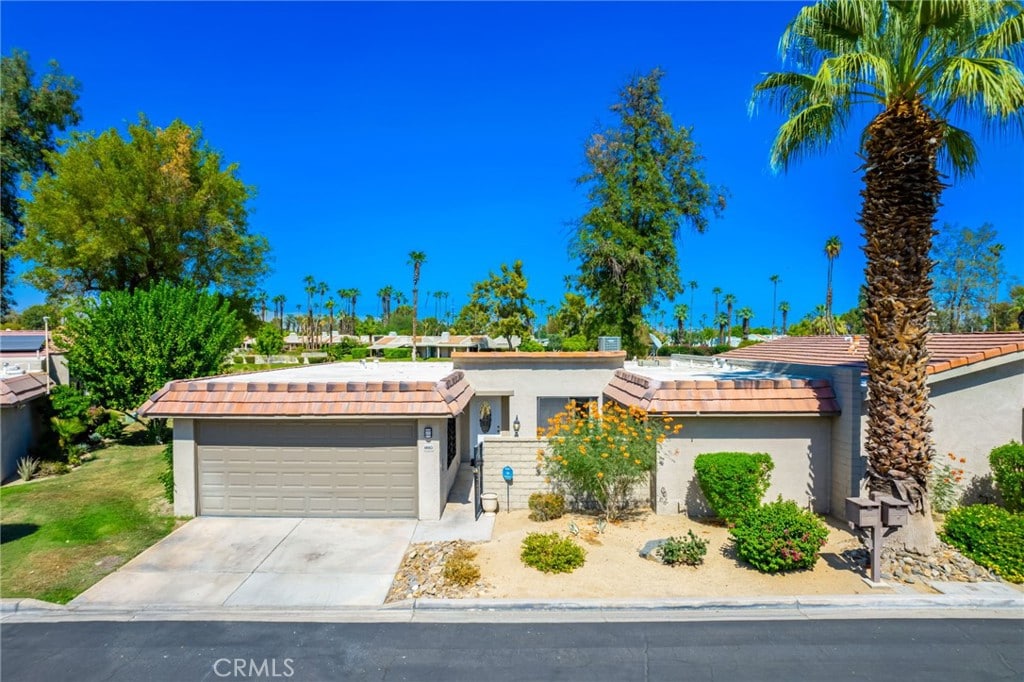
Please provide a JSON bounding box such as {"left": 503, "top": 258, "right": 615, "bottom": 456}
{"left": 657, "top": 344, "right": 733, "bottom": 357}
{"left": 941, "top": 505, "right": 1024, "bottom": 583}
{"left": 383, "top": 347, "right": 412, "bottom": 359}
{"left": 350, "top": 347, "right": 369, "bottom": 359}
{"left": 730, "top": 498, "right": 829, "bottom": 572}
{"left": 989, "top": 441, "right": 1024, "bottom": 513}
{"left": 694, "top": 452, "right": 774, "bottom": 524}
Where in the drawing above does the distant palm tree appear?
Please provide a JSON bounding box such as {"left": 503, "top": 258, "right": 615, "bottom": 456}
{"left": 303, "top": 275, "right": 316, "bottom": 349}
{"left": 377, "top": 286, "right": 392, "bottom": 323}
{"left": 316, "top": 281, "right": 329, "bottom": 345}
{"left": 723, "top": 293, "right": 736, "bottom": 339}
{"left": 714, "top": 312, "right": 729, "bottom": 346}
{"left": 325, "top": 299, "right": 336, "bottom": 343}
{"left": 688, "top": 280, "right": 698, "bottom": 333}
{"left": 350, "top": 288, "right": 360, "bottom": 332}
{"left": 737, "top": 307, "right": 754, "bottom": 339}
{"left": 824, "top": 236, "right": 842, "bottom": 336}
{"left": 408, "top": 251, "right": 427, "bottom": 360}
{"left": 257, "top": 291, "right": 268, "bottom": 322}
{"left": 712, "top": 287, "right": 722, "bottom": 321}
{"left": 272, "top": 294, "right": 286, "bottom": 329}
{"left": 769, "top": 274, "right": 780, "bottom": 335}
{"left": 779, "top": 300, "right": 791, "bottom": 335}
{"left": 673, "top": 304, "right": 689, "bottom": 345}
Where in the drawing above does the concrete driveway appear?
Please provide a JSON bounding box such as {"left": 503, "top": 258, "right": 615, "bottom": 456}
{"left": 71, "top": 517, "right": 416, "bottom": 609}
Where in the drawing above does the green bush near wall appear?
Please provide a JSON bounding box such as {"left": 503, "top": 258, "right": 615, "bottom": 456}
{"left": 350, "top": 347, "right": 369, "bottom": 359}
{"left": 942, "top": 505, "right": 1024, "bottom": 583}
{"left": 990, "top": 441, "right": 1024, "bottom": 513}
{"left": 694, "top": 452, "right": 774, "bottom": 524}
{"left": 383, "top": 347, "right": 412, "bottom": 360}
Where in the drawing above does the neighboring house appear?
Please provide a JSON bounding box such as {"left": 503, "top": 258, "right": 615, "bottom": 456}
{"left": 369, "top": 333, "right": 493, "bottom": 359}
{"left": 0, "top": 373, "right": 49, "bottom": 482}
{"left": 139, "top": 333, "right": 1024, "bottom": 522}
{"left": 0, "top": 330, "right": 66, "bottom": 385}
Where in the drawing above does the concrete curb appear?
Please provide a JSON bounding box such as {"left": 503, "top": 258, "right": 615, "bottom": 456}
{"left": 3, "top": 592, "right": 1022, "bottom": 624}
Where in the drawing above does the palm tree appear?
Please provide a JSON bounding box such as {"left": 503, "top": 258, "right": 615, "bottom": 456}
{"left": 769, "top": 274, "right": 780, "bottom": 336}
{"left": 257, "top": 291, "right": 268, "bottom": 322}
{"left": 712, "top": 287, "right": 722, "bottom": 322}
{"left": 688, "top": 280, "right": 698, "bottom": 334}
{"left": 779, "top": 300, "right": 791, "bottom": 335}
{"left": 272, "top": 294, "right": 286, "bottom": 329}
{"left": 714, "top": 312, "right": 729, "bottom": 346}
{"left": 408, "top": 251, "right": 427, "bottom": 360}
{"left": 823, "top": 236, "right": 842, "bottom": 336}
{"left": 737, "top": 307, "right": 754, "bottom": 339}
{"left": 377, "top": 286, "right": 392, "bottom": 323}
{"left": 325, "top": 298, "right": 336, "bottom": 344}
{"left": 752, "top": 0, "right": 1023, "bottom": 552}
{"left": 723, "top": 293, "right": 736, "bottom": 340}
{"left": 349, "top": 288, "right": 360, "bottom": 333}
{"left": 673, "top": 303, "right": 689, "bottom": 345}
{"left": 303, "top": 275, "right": 316, "bottom": 349}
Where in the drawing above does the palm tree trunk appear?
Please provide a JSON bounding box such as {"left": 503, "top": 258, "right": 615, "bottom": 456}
{"left": 861, "top": 99, "right": 943, "bottom": 555}
{"left": 826, "top": 262, "right": 836, "bottom": 335}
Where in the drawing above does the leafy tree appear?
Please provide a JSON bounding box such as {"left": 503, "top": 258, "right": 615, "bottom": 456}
{"left": 752, "top": 0, "right": 1023, "bottom": 553}
{"left": 571, "top": 69, "right": 725, "bottom": 357}
{"left": 19, "top": 116, "right": 269, "bottom": 300}
{"left": 58, "top": 282, "right": 243, "bottom": 425}
{"left": 991, "top": 284, "right": 1024, "bottom": 331}
{"left": 253, "top": 323, "right": 284, "bottom": 365}
{"left": 451, "top": 299, "right": 491, "bottom": 336}
{"left": 550, "top": 291, "right": 598, "bottom": 341}
{"left": 468, "top": 260, "right": 536, "bottom": 349}
{"left": 4, "top": 301, "right": 61, "bottom": 330}
{"left": 932, "top": 223, "right": 1006, "bottom": 331}
{"left": 1, "top": 50, "right": 81, "bottom": 317}
{"left": 823, "top": 236, "right": 842, "bottom": 335}
{"left": 408, "top": 251, "right": 426, "bottom": 359}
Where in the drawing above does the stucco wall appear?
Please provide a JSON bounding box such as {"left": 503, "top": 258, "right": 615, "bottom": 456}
{"left": 172, "top": 418, "right": 198, "bottom": 516}
{"left": 926, "top": 356, "right": 1023, "bottom": 502}
{"left": 655, "top": 416, "right": 832, "bottom": 517}
{"left": 1, "top": 405, "right": 38, "bottom": 481}
{"left": 480, "top": 437, "right": 547, "bottom": 511}
{"left": 455, "top": 355, "right": 622, "bottom": 439}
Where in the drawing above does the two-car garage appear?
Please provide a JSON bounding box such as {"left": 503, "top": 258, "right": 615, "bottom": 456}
{"left": 196, "top": 420, "right": 418, "bottom": 518}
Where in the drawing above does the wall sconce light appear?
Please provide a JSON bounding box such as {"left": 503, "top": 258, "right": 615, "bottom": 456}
{"left": 513, "top": 415, "right": 521, "bottom": 437}
{"left": 424, "top": 426, "right": 433, "bottom": 441}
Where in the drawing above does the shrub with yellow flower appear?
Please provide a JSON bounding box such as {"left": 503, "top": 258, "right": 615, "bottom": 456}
{"left": 538, "top": 400, "right": 679, "bottom": 521}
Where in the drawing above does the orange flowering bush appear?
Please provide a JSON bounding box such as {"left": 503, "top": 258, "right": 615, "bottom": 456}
{"left": 538, "top": 401, "right": 682, "bottom": 521}
{"left": 929, "top": 452, "right": 967, "bottom": 513}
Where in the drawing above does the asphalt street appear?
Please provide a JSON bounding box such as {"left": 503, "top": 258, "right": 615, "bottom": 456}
{"left": 2, "top": 618, "right": 1021, "bottom": 681}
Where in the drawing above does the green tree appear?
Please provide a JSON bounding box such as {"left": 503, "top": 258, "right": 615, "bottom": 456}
{"left": 737, "top": 306, "right": 755, "bottom": 339}
{"left": 408, "top": 251, "right": 426, "bottom": 360}
{"left": 5, "top": 301, "right": 62, "bottom": 330}
{"left": 779, "top": 300, "right": 791, "bottom": 335}
{"left": 1, "top": 50, "right": 81, "bottom": 317}
{"left": 673, "top": 303, "right": 689, "bottom": 344}
{"left": 932, "top": 223, "right": 1005, "bottom": 331}
{"left": 571, "top": 69, "right": 725, "bottom": 357}
{"left": 722, "top": 293, "right": 736, "bottom": 336}
{"left": 714, "top": 312, "right": 729, "bottom": 345}
{"left": 469, "top": 260, "right": 536, "bottom": 349}
{"left": 823, "top": 236, "right": 842, "bottom": 336}
{"left": 272, "top": 294, "right": 286, "bottom": 329}
{"left": 253, "top": 322, "right": 284, "bottom": 365}
{"left": 752, "top": 0, "right": 1023, "bottom": 553}
{"left": 19, "top": 116, "right": 268, "bottom": 300}
{"left": 451, "top": 299, "right": 491, "bottom": 335}
{"left": 58, "top": 282, "right": 243, "bottom": 425}
{"left": 551, "top": 291, "right": 598, "bottom": 341}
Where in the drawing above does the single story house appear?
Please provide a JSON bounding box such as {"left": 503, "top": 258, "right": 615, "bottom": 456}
{"left": 1, "top": 373, "right": 50, "bottom": 482}
{"left": 140, "top": 333, "right": 1023, "bottom": 521}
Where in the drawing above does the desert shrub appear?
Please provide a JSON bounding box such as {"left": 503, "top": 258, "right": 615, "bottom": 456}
{"left": 159, "top": 442, "right": 174, "bottom": 503}
{"left": 350, "top": 347, "right": 369, "bottom": 359}
{"left": 528, "top": 492, "right": 566, "bottom": 521}
{"left": 539, "top": 401, "right": 680, "bottom": 521}
{"left": 730, "top": 498, "right": 829, "bottom": 573}
{"left": 520, "top": 532, "right": 586, "bottom": 573}
{"left": 37, "top": 460, "right": 71, "bottom": 477}
{"left": 941, "top": 505, "right": 1024, "bottom": 583}
{"left": 383, "top": 347, "right": 412, "bottom": 360}
{"left": 17, "top": 456, "right": 39, "bottom": 481}
{"left": 989, "top": 441, "right": 1024, "bottom": 513}
{"left": 694, "top": 452, "right": 774, "bottom": 524}
{"left": 656, "top": 530, "right": 709, "bottom": 566}
{"left": 443, "top": 546, "right": 481, "bottom": 586}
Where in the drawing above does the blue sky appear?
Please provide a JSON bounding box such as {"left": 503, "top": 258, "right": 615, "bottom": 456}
{"left": 4, "top": 1, "right": 1021, "bottom": 330}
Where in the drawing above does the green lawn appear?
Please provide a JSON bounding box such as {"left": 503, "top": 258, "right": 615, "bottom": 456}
{"left": 0, "top": 442, "right": 177, "bottom": 604}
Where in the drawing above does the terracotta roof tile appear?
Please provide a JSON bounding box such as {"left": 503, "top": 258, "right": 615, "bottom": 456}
{"left": 0, "top": 373, "right": 48, "bottom": 407}
{"left": 139, "top": 370, "right": 475, "bottom": 418}
{"left": 720, "top": 333, "right": 1024, "bottom": 375}
{"left": 604, "top": 369, "right": 839, "bottom": 415}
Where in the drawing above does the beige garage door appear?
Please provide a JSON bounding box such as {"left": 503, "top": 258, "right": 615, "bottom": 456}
{"left": 197, "top": 420, "right": 417, "bottom": 517}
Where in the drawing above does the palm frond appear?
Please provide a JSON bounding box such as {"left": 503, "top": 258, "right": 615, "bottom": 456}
{"left": 937, "top": 123, "right": 979, "bottom": 180}
{"left": 749, "top": 71, "right": 816, "bottom": 118}
{"left": 813, "top": 52, "right": 891, "bottom": 103}
{"left": 769, "top": 102, "right": 847, "bottom": 172}
{"left": 978, "top": 8, "right": 1024, "bottom": 56}
{"left": 934, "top": 56, "right": 1024, "bottom": 123}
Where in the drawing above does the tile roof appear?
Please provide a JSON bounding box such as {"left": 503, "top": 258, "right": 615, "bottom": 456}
{"left": 604, "top": 369, "right": 840, "bottom": 415}
{"left": 138, "top": 370, "right": 474, "bottom": 418}
{"left": 0, "top": 373, "right": 48, "bottom": 407}
{"left": 720, "top": 333, "right": 1024, "bottom": 375}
